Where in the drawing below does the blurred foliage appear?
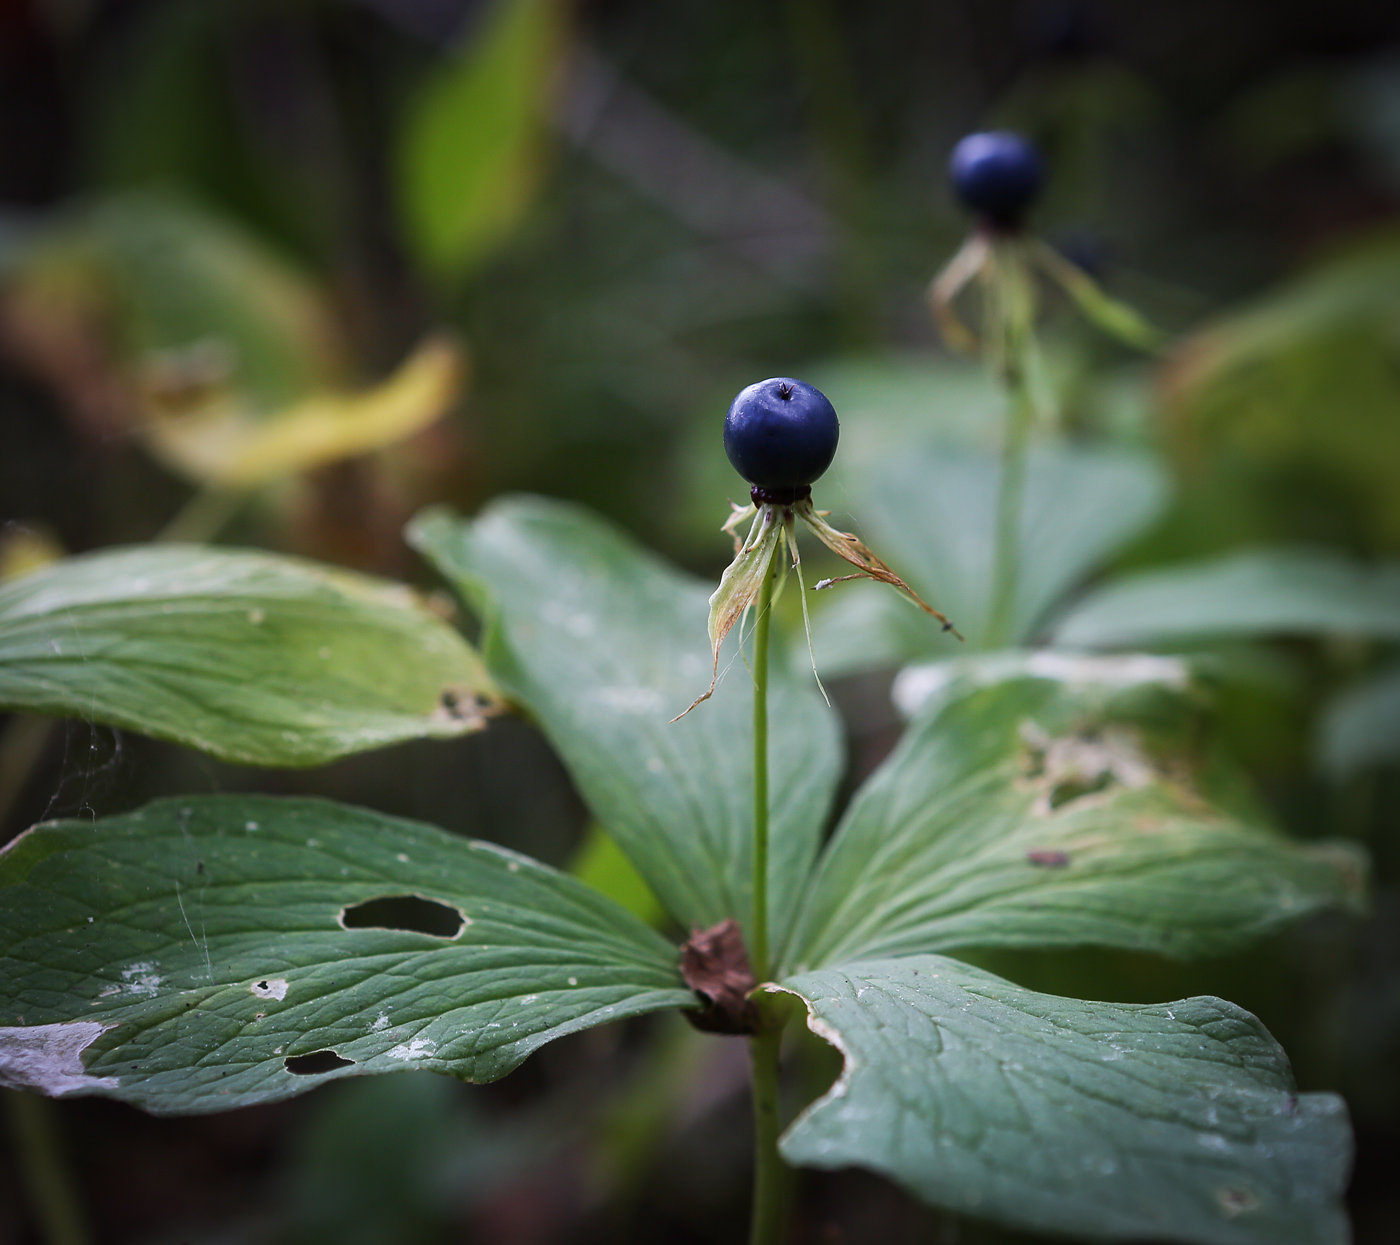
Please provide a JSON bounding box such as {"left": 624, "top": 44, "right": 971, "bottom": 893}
{"left": 1161, "top": 232, "right": 1400, "bottom": 555}
{"left": 1, "top": 0, "right": 1400, "bottom": 1240}
{"left": 400, "top": 0, "right": 565, "bottom": 280}
{"left": 1, "top": 193, "right": 464, "bottom": 491}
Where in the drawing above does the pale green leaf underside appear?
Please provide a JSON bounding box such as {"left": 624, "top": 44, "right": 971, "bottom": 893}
{"left": 409, "top": 497, "right": 842, "bottom": 963}
{"left": 785, "top": 676, "right": 1364, "bottom": 973}
{"left": 778, "top": 956, "right": 1350, "bottom": 1245}
{"left": 844, "top": 444, "right": 1169, "bottom": 655}
{"left": 1051, "top": 547, "right": 1400, "bottom": 650}
{"left": 0, "top": 545, "right": 499, "bottom": 766}
{"left": 0, "top": 796, "right": 690, "bottom": 1114}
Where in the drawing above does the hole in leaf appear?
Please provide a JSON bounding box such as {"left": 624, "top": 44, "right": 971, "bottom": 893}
{"left": 433, "top": 687, "right": 492, "bottom": 728}
{"left": 284, "top": 1050, "right": 355, "bottom": 1075}
{"left": 340, "top": 895, "right": 466, "bottom": 938}
{"left": 1048, "top": 771, "right": 1114, "bottom": 809}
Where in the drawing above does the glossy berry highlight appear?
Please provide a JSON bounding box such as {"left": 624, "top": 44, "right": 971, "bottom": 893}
{"left": 949, "top": 131, "right": 1045, "bottom": 228}
{"left": 724, "top": 378, "right": 839, "bottom": 502}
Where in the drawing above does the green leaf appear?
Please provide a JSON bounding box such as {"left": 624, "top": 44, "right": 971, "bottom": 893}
{"left": 811, "top": 584, "right": 931, "bottom": 677}
{"left": 1163, "top": 231, "right": 1400, "bottom": 548}
{"left": 0, "top": 545, "right": 500, "bottom": 767}
{"left": 569, "top": 823, "right": 666, "bottom": 929}
{"left": 0, "top": 796, "right": 691, "bottom": 1114}
{"left": 75, "top": 192, "right": 341, "bottom": 406}
{"left": 1318, "top": 663, "right": 1400, "bottom": 778}
{"left": 1051, "top": 548, "right": 1400, "bottom": 650}
{"left": 842, "top": 444, "right": 1168, "bottom": 657}
{"left": 784, "top": 672, "right": 1364, "bottom": 972}
{"left": 399, "top": 0, "right": 563, "bottom": 279}
{"left": 408, "top": 496, "right": 843, "bottom": 966}
{"left": 776, "top": 956, "right": 1350, "bottom": 1245}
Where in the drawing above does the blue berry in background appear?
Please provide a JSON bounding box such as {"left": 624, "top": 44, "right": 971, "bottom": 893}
{"left": 949, "top": 131, "right": 1045, "bottom": 228}
{"left": 724, "top": 378, "right": 839, "bottom": 501}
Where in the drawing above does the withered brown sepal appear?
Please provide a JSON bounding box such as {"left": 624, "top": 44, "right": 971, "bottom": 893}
{"left": 680, "top": 918, "right": 761, "bottom": 1035}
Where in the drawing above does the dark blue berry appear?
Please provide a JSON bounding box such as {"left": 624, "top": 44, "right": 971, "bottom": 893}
{"left": 724, "top": 378, "right": 838, "bottom": 501}
{"left": 949, "top": 131, "right": 1045, "bottom": 228}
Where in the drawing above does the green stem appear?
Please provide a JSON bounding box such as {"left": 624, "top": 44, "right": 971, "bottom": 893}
{"left": 156, "top": 486, "right": 250, "bottom": 543}
{"left": 748, "top": 1023, "right": 786, "bottom": 1245}
{"left": 5, "top": 1091, "right": 91, "bottom": 1245}
{"left": 749, "top": 555, "right": 775, "bottom": 984}
{"left": 984, "top": 238, "right": 1037, "bottom": 651}
{"left": 747, "top": 551, "right": 786, "bottom": 1245}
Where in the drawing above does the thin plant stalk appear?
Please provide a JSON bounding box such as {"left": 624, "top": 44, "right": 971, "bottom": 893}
{"left": 749, "top": 554, "right": 775, "bottom": 984}
{"left": 4, "top": 1090, "right": 91, "bottom": 1245}
{"left": 748, "top": 1023, "right": 786, "bottom": 1245}
{"left": 156, "top": 486, "right": 250, "bottom": 544}
{"left": 984, "top": 239, "right": 1038, "bottom": 650}
{"left": 747, "top": 551, "right": 786, "bottom": 1245}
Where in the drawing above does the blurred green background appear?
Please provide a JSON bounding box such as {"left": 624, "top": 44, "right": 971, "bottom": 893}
{"left": 1, "top": 0, "right": 1399, "bottom": 1241}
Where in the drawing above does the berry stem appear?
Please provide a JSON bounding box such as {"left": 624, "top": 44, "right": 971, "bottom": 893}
{"left": 747, "top": 548, "right": 788, "bottom": 1245}
{"left": 749, "top": 551, "right": 775, "bottom": 983}
{"left": 985, "top": 238, "right": 1038, "bottom": 650}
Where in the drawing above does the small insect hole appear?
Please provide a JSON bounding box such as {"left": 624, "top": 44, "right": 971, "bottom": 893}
{"left": 340, "top": 895, "right": 466, "bottom": 938}
{"left": 284, "top": 1050, "right": 355, "bottom": 1075}
{"left": 435, "top": 687, "right": 492, "bottom": 727}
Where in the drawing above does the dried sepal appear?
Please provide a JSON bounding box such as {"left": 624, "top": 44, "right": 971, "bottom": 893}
{"left": 795, "top": 498, "right": 963, "bottom": 639}
{"left": 783, "top": 520, "right": 830, "bottom": 706}
{"left": 722, "top": 500, "right": 758, "bottom": 554}
{"left": 673, "top": 503, "right": 787, "bottom": 720}
{"left": 927, "top": 230, "right": 993, "bottom": 354}
{"left": 1029, "top": 239, "right": 1164, "bottom": 353}
{"left": 929, "top": 230, "right": 1163, "bottom": 359}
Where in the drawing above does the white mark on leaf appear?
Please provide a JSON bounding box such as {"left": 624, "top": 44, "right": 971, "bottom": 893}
{"left": 99, "top": 961, "right": 162, "bottom": 999}
{"left": 0, "top": 1022, "right": 119, "bottom": 1095}
{"left": 384, "top": 1036, "right": 436, "bottom": 1062}
{"left": 249, "top": 978, "right": 289, "bottom": 1002}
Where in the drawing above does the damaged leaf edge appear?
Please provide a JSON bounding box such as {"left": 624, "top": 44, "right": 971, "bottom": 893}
{"left": 0, "top": 1020, "right": 119, "bottom": 1096}
{"left": 757, "top": 982, "right": 855, "bottom": 1138}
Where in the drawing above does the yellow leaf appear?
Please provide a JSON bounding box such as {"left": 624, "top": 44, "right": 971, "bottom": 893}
{"left": 141, "top": 336, "right": 466, "bottom": 488}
